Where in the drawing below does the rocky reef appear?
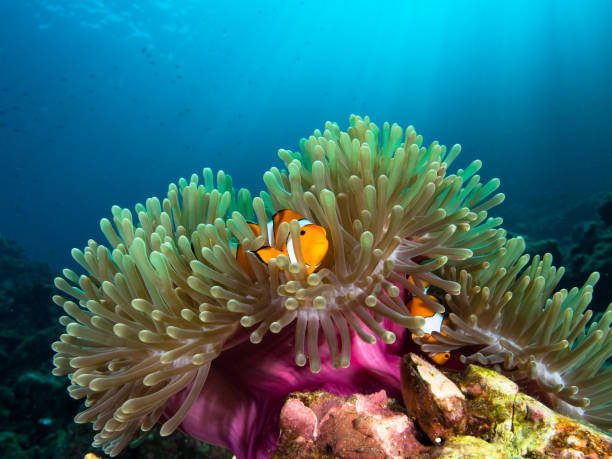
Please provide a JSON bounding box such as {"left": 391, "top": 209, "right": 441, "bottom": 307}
{"left": 566, "top": 193, "right": 612, "bottom": 313}
{"left": 502, "top": 192, "right": 611, "bottom": 314}
{"left": 273, "top": 353, "right": 612, "bottom": 458}
{"left": 273, "top": 390, "right": 427, "bottom": 458}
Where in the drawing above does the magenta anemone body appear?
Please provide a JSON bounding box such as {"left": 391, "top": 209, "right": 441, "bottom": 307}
{"left": 165, "top": 317, "right": 410, "bottom": 458}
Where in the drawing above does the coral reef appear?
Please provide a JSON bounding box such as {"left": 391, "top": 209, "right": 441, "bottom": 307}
{"left": 49, "top": 116, "right": 611, "bottom": 457}
{"left": 502, "top": 191, "right": 612, "bottom": 313}
{"left": 0, "top": 236, "right": 72, "bottom": 458}
{"left": 273, "top": 354, "right": 612, "bottom": 458}
{"left": 566, "top": 194, "right": 612, "bottom": 312}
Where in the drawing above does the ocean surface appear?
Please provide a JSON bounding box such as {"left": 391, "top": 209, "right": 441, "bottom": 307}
{"left": 0, "top": 0, "right": 611, "bottom": 271}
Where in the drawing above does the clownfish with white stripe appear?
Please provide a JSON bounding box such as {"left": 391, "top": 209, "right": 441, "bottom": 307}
{"left": 407, "top": 276, "right": 451, "bottom": 365}
{"left": 235, "top": 209, "right": 329, "bottom": 278}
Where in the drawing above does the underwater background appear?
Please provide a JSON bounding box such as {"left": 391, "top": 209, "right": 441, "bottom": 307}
{"left": 0, "top": 0, "right": 610, "bottom": 457}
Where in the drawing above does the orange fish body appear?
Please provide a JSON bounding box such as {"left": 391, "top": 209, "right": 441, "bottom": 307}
{"left": 236, "top": 210, "right": 329, "bottom": 278}
{"left": 407, "top": 277, "right": 451, "bottom": 365}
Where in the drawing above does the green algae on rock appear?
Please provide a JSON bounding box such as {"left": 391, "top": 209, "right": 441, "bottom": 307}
{"left": 402, "top": 353, "right": 612, "bottom": 458}
{"left": 419, "top": 435, "right": 514, "bottom": 459}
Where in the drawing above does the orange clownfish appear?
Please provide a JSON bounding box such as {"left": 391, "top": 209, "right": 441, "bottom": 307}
{"left": 236, "top": 209, "right": 329, "bottom": 278}
{"left": 407, "top": 276, "right": 451, "bottom": 365}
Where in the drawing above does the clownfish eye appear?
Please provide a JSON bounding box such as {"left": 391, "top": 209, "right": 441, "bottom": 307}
{"left": 300, "top": 230, "right": 306, "bottom": 235}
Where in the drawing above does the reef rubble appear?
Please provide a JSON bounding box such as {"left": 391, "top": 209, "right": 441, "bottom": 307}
{"left": 272, "top": 353, "right": 612, "bottom": 458}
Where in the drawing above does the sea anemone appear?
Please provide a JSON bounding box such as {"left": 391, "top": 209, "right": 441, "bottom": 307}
{"left": 52, "top": 170, "right": 251, "bottom": 453}
{"left": 52, "top": 115, "right": 610, "bottom": 457}
{"left": 224, "top": 115, "right": 505, "bottom": 373}
{"left": 426, "top": 236, "right": 612, "bottom": 429}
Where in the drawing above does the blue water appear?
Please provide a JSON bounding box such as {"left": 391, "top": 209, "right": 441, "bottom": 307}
{"left": 1, "top": 0, "right": 611, "bottom": 270}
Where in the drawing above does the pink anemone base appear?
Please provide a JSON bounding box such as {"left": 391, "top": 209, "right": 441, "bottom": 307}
{"left": 164, "top": 318, "right": 410, "bottom": 458}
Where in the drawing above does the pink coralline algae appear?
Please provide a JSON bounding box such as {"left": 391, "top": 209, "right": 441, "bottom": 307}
{"left": 273, "top": 390, "right": 427, "bottom": 458}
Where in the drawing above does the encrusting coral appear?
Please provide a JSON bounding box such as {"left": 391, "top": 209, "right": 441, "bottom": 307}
{"left": 51, "top": 115, "right": 611, "bottom": 456}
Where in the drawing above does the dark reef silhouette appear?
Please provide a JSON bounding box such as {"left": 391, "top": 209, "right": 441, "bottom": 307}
{"left": 0, "top": 239, "right": 231, "bottom": 458}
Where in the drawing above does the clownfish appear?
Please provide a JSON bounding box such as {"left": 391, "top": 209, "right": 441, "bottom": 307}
{"left": 236, "top": 209, "right": 329, "bottom": 278}
{"left": 407, "top": 276, "right": 451, "bottom": 365}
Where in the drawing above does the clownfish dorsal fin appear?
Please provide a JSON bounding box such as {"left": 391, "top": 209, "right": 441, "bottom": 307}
{"left": 272, "top": 209, "right": 305, "bottom": 234}
{"left": 247, "top": 222, "right": 261, "bottom": 237}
